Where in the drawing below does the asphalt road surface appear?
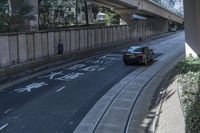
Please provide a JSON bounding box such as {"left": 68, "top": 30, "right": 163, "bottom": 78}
{"left": 0, "top": 32, "right": 184, "bottom": 133}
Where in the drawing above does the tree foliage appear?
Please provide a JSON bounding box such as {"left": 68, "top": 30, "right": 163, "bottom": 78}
{"left": 0, "top": 1, "right": 34, "bottom": 32}
{"left": 39, "top": 0, "right": 77, "bottom": 29}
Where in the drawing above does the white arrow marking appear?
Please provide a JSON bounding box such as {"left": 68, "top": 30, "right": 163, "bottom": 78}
{"left": 56, "top": 86, "right": 65, "bottom": 92}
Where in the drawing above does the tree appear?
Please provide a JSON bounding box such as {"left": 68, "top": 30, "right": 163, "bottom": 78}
{"left": 0, "top": 0, "right": 35, "bottom": 32}
{"left": 0, "top": 0, "right": 9, "bottom": 32}
{"left": 39, "top": 0, "right": 76, "bottom": 29}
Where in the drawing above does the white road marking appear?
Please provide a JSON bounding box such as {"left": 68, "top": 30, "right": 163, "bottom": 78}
{"left": 56, "top": 86, "right": 65, "bottom": 92}
{"left": 38, "top": 71, "right": 63, "bottom": 79}
{"left": 4, "top": 108, "right": 14, "bottom": 114}
{"left": 64, "top": 64, "right": 86, "bottom": 70}
{"left": 14, "top": 82, "right": 48, "bottom": 93}
{"left": 0, "top": 123, "right": 8, "bottom": 131}
{"left": 55, "top": 73, "right": 83, "bottom": 81}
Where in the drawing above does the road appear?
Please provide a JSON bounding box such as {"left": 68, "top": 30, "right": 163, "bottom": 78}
{"left": 0, "top": 32, "right": 185, "bottom": 133}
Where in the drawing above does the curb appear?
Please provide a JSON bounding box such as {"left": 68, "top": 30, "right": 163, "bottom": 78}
{"left": 149, "top": 54, "right": 185, "bottom": 133}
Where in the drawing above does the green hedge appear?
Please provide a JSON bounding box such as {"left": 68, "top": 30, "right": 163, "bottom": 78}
{"left": 177, "top": 57, "right": 200, "bottom": 133}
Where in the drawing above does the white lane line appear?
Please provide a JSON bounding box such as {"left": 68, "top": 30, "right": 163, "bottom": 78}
{"left": 0, "top": 123, "right": 9, "bottom": 131}
{"left": 56, "top": 86, "right": 65, "bottom": 92}
{"left": 4, "top": 108, "right": 14, "bottom": 114}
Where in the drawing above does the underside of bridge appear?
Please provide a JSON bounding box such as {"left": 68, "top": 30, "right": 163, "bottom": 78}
{"left": 94, "top": 0, "right": 183, "bottom": 25}
{"left": 8, "top": 0, "right": 184, "bottom": 33}
{"left": 184, "top": 0, "right": 200, "bottom": 57}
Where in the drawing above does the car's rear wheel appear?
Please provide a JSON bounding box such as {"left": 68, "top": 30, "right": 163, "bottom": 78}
{"left": 150, "top": 55, "right": 154, "bottom": 62}
{"left": 124, "top": 61, "right": 129, "bottom": 65}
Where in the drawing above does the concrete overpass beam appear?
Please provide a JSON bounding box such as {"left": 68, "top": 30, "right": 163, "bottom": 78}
{"left": 114, "top": 8, "right": 136, "bottom": 24}
{"left": 184, "top": 0, "right": 200, "bottom": 57}
{"left": 9, "top": 0, "right": 38, "bottom": 31}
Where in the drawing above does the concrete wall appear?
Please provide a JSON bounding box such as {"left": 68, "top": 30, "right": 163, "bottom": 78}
{"left": 184, "top": 0, "right": 200, "bottom": 57}
{"left": 0, "top": 19, "right": 168, "bottom": 68}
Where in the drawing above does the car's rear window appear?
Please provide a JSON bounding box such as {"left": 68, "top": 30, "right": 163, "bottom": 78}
{"left": 128, "top": 47, "right": 142, "bottom": 53}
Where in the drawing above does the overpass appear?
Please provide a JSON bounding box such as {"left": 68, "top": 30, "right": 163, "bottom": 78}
{"left": 8, "top": 0, "right": 183, "bottom": 31}
{"left": 90, "top": 0, "right": 184, "bottom": 24}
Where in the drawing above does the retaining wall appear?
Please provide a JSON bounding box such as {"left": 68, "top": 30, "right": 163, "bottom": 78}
{"left": 0, "top": 19, "right": 168, "bottom": 68}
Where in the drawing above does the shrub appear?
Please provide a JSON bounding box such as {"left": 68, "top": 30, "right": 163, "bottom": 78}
{"left": 177, "top": 57, "right": 200, "bottom": 133}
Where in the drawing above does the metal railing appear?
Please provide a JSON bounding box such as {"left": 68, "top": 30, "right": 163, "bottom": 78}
{"left": 149, "top": 0, "right": 184, "bottom": 16}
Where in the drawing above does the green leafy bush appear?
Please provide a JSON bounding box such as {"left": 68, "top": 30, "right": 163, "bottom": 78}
{"left": 177, "top": 57, "right": 200, "bottom": 133}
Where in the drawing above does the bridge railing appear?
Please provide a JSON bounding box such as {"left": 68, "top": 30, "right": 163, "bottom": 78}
{"left": 149, "top": 0, "right": 184, "bottom": 16}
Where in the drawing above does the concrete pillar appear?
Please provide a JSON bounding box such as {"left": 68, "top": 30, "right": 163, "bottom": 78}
{"left": 9, "top": 0, "right": 39, "bottom": 31}
{"left": 184, "top": 0, "right": 200, "bottom": 57}
{"left": 114, "top": 8, "right": 135, "bottom": 24}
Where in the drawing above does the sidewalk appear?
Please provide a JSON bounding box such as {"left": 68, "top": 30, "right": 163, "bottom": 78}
{"left": 155, "top": 77, "right": 186, "bottom": 133}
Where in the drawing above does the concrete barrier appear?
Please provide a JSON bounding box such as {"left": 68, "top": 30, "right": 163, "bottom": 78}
{"left": 27, "top": 34, "right": 34, "bottom": 61}
{"left": 48, "top": 32, "right": 55, "bottom": 56}
{"left": 60, "top": 31, "right": 66, "bottom": 53}
{"left": 9, "top": 35, "right": 18, "bottom": 64}
{"left": 18, "top": 34, "right": 28, "bottom": 63}
{"left": 54, "top": 32, "right": 60, "bottom": 54}
{"left": 34, "top": 33, "right": 42, "bottom": 59}
{"left": 65, "top": 31, "right": 71, "bottom": 53}
{"left": 75, "top": 30, "right": 80, "bottom": 51}
{"left": 0, "top": 19, "right": 168, "bottom": 69}
{"left": 0, "top": 36, "right": 10, "bottom": 67}
{"left": 41, "top": 33, "right": 48, "bottom": 57}
{"left": 84, "top": 30, "right": 88, "bottom": 49}
{"left": 70, "top": 30, "right": 76, "bottom": 52}
{"left": 80, "top": 30, "right": 85, "bottom": 50}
